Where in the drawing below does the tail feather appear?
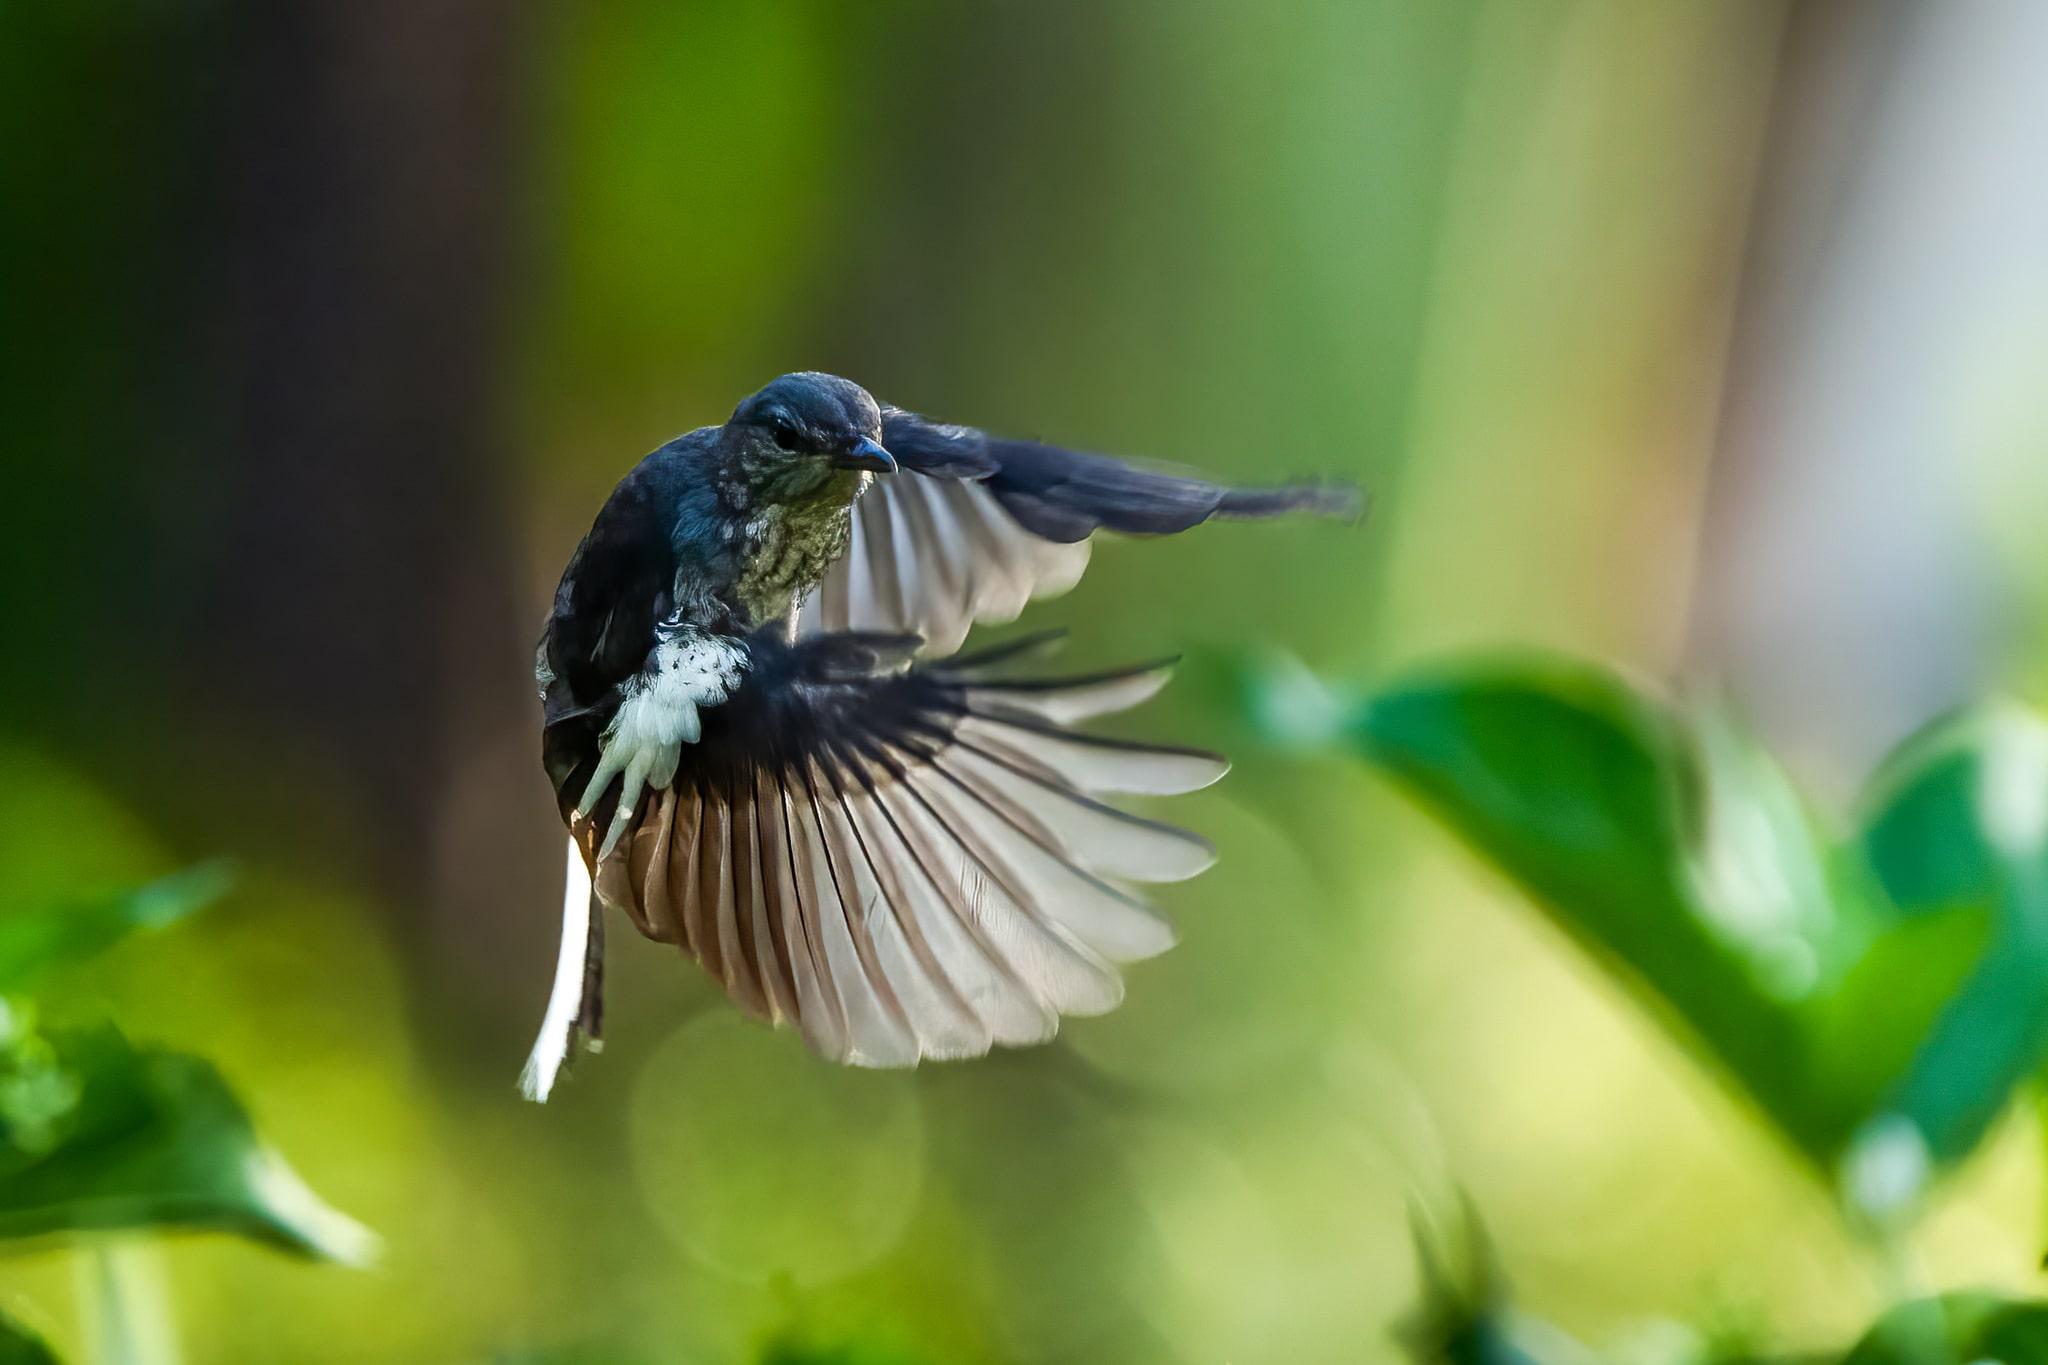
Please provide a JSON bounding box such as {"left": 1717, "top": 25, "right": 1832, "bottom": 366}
{"left": 519, "top": 837, "right": 600, "bottom": 1103}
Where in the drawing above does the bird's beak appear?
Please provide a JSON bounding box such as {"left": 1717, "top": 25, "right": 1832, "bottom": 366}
{"left": 834, "top": 436, "right": 897, "bottom": 474}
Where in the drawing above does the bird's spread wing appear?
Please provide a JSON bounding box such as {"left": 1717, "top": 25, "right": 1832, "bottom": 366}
{"left": 553, "top": 629, "right": 1226, "bottom": 1068}
{"left": 795, "top": 408, "right": 1359, "bottom": 656}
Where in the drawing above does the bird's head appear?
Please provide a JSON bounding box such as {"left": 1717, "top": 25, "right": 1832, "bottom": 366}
{"left": 721, "top": 372, "right": 895, "bottom": 506}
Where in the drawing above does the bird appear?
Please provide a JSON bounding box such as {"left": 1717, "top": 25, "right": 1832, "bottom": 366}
{"left": 522, "top": 371, "right": 1357, "bottom": 1100}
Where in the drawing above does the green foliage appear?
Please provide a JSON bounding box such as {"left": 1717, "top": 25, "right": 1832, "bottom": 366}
{"left": 1400, "top": 1202, "right": 2048, "bottom": 1365}
{"left": 0, "top": 864, "right": 375, "bottom": 1362}
{"left": 0, "top": 1308, "right": 58, "bottom": 1365}
{"left": 0, "top": 1019, "right": 374, "bottom": 1264}
{"left": 0, "top": 868, "right": 373, "bottom": 1262}
{"left": 1854, "top": 709, "right": 2048, "bottom": 1170}
{"left": 0, "top": 864, "right": 231, "bottom": 995}
{"left": 1842, "top": 1293, "right": 2048, "bottom": 1365}
{"left": 491, "top": 1333, "right": 939, "bottom": 1365}
{"left": 756, "top": 1338, "right": 934, "bottom": 1365}
{"left": 488, "top": 1348, "right": 646, "bottom": 1365}
{"left": 1357, "top": 660, "right": 1834, "bottom": 1154}
{"left": 1274, "top": 651, "right": 2048, "bottom": 1217}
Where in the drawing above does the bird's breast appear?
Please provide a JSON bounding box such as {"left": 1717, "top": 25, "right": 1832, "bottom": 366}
{"left": 733, "top": 493, "right": 859, "bottom": 627}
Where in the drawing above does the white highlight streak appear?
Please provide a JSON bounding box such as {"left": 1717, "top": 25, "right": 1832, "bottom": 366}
{"left": 1841, "top": 1114, "right": 1931, "bottom": 1224}
{"left": 519, "top": 838, "right": 593, "bottom": 1103}
{"left": 1979, "top": 706, "right": 2048, "bottom": 861}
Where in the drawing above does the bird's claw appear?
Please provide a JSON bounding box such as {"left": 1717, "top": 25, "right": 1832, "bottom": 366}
{"left": 574, "top": 697, "right": 695, "bottom": 860}
{"left": 575, "top": 741, "right": 660, "bottom": 860}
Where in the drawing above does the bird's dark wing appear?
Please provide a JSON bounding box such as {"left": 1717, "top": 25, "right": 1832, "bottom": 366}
{"left": 539, "top": 459, "right": 676, "bottom": 717}
{"left": 565, "top": 630, "right": 1225, "bottom": 1068}
{"left": 794, "top": 407, "right": 1360, "bottom": 655}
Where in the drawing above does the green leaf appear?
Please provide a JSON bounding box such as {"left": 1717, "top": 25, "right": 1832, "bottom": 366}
{"left": 0, "top": 864, "right": 233, "bottom": 994}
{"left": 0, "top": 1307, "right": 59, "bottom": 1365}
{"left": 1842, "top": 1293, "right": 2048, "bottom": 1365}
{"left": 1843, "top": 706, "right": 2048, "bottom": 1204}
{"left": 1351, "top": 657, "right": 1852, "bottom": 1160}
{"left": 1799, "top": 904, "right": 1990, "bottom": 1160}
{"left": 1334, "top": 654, "right": 2048, "bottom": 1191}
{"left": 0, "top": 1020, "right": 375, "bottom": 1265}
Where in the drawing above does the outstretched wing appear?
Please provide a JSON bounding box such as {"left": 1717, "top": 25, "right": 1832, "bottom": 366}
{"left": 562, "top": 630, "right": 1226, "bottom": 1068}
{"left": 794, "top": 408, "right": 1359, "bottom": 656}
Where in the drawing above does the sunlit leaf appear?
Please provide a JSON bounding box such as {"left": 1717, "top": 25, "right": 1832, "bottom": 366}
{"left": 1304, "top": 653, "right": 2048, "bottom": 1192}
{"left": 1799, "top": 904, "right": 1989, "bottom": 1162}
{"left": 0, "top": 1021, "right": 376, "bottom": 1265}
{"left": 0, "top": 863, "right": 233, "bottom": 994}
{"left": 1348, "top": 656, "right": 1850, "bottom": 1160}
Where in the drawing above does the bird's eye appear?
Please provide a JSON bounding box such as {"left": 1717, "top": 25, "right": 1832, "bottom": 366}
{"left": 769, "top": 417, "right": 803, "bottom": 451}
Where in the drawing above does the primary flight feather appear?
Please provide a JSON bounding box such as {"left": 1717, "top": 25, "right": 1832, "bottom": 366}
{"left": 525, "top": 372, "right": 1354, "bottom": 1099}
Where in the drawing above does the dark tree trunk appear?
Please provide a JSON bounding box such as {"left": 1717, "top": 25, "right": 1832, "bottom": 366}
{"left": 6, "top": 1, "right": 548, "bottom": 922}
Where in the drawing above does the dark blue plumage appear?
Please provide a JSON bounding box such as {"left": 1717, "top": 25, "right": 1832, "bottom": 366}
{"left": 882, "top": 410, "right": 1357, "bottom": 542}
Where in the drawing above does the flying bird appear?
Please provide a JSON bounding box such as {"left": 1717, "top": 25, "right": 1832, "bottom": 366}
{"left": 524, "top": 372, "right": 1355, "bottom": 1099}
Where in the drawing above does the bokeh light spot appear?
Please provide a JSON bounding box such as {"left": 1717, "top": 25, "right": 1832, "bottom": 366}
{"left": 628, "top": 1011, "right": 925, "bottom": 1285}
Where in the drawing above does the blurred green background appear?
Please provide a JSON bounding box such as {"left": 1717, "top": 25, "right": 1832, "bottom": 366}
{"left": 6, "top": 1, "right": 2048, "bottom": 1361}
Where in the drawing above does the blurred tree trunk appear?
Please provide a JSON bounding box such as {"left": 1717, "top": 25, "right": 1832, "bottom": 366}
{"left": 5, "top": 2, "right": 547, "bottom": 918}
{"left": 179, "top": 0, "right": 549, "bottom": 917}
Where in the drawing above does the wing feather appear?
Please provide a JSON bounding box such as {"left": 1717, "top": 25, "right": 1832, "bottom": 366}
{"left": 846, "top": 768, "right": 1045, "bottom": 1047}
{"left": 787, "top": 772, "right": 918, "bottom": 1065}
{"left": 807, "top": 766, "right": 980, "bottom": 1061}
{"left": 637, "top": 788, "right": 680, "bottom": 944}
{"left": 900, "top": 476, "right": 969, "bottom": 620}
{"left": 811, "top": 775, "right": 976, "bottom": 1058}
{"left": 574, "top": 629, "right": 1224, "bottom": 1066}
{"left": 755, "top": 764, "right": 847, "bottom": 1059}
{"left": 732, "top": 790, "right": 800, "bottom": 1025}
{"left": 795, "top": 410, "right": 1356, "bottom": 658}
{"left": 822, "top": 768, "right": 991, "bottom": 1058}
{"left": 899, "top": 766, "right": 1125, "bottom": 1017}
{"left": 956, "top": 713, "right": 1227, "bottom": 796}
{"left": 670, "top": 794, "right": 712, "bottom": 973}
{"left": 869, "top": 770, "right": 1068, "bottom": 1037}
{"left": 922, "top": 752, "right": 1177, "bottom": 963}
{"left": 698, "top": 793, "right": 769, "bottom": 1019}
{"left": 943, "top": 741, "right": 1214, "bottom": 882}
{"left": 862, "top": 486, "right": 917, "bottom": 634}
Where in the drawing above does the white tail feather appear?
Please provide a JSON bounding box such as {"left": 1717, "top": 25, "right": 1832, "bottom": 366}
{"left": 519, "top": 838, "right": 593, "bottom": 1103}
